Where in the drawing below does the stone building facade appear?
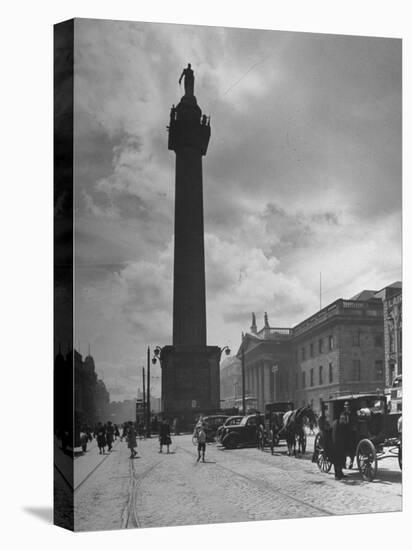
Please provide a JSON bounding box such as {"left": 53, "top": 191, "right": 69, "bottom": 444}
{"left": 292, "top": 298, "right": 385, "bottom": 412}
{"left": 236, "top": 283, "right": 400, "bottom": 415}
{"left": 374, "top": 283, "right": 402, "bottom": 386}
{"left": 55, "top": 348, "right": 110, "bottom": 440}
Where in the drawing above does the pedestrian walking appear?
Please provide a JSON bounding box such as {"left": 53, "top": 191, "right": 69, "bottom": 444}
{"left": 114, "top": 424, "right": 120, "bottom": 439}
{"left": 96, "top": 422, "right": 106, "bottom": 455}
{"left": 331, "top": 413, "right": 348, "bottom": 480}
{"left": 197, "top": 423, "right": 207, "bottom": 462}
{"left": 106, "top": 421, "right": 114, "bottom": 451}
{"left": 342, "top": 400, "right": 357, "bottom": 469}
{"left": 159, "top": 419, "right": 172, "bottom": 453}
{"left": 127, "top": 422, "right": 138, "bottom": 458}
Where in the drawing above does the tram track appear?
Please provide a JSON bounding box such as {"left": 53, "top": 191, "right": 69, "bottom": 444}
{"left": 176, "top": 442, "right": 334, "bottom": 517}
{"left": 122, "top": 459, "right": 163, "bottom": 529}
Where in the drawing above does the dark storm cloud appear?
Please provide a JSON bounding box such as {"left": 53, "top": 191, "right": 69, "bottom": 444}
{"left": 72, "top": 19, "right": 401, "bottom": 399}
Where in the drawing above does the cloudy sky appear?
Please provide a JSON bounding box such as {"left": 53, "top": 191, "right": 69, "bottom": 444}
{"left": 73, "top": 19, "right": 401, "bottom": 401}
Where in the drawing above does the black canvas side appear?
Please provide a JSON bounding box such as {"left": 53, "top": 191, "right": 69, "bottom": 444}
{"left": 53, "top": 18, "right": 74, "bottom": 532}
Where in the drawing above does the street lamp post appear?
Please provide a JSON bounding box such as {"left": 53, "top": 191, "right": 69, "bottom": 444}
{"left": 146, "top": 346, "right": 151, "bottom": 437}
{"left": 241, "top": 340, "right": 246, "bottom": 415}
{"left": 142, "top": 366, "right": 146, "bottom": 426}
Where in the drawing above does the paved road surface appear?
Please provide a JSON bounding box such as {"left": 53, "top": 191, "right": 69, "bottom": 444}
{"left": 74, "top": 434, "right": 402, "bottom": 531}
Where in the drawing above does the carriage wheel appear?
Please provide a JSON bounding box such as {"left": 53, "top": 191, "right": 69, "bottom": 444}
{"left": 318, "top": 451, "right": 332, "bottom": 473}
{"left": 356, "top": 439, "right": 377, "bottom": 481}
{"left": 314, "top": 433, "right": 332, "bottom": 473}
{"left": 398, "top": 441, "right": 402, "bottom": 470}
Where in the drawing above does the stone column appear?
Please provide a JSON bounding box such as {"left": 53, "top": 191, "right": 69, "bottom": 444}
{"left": 263, "top": 363, "right": 271, "bottom": 404}
{"left": 254, "top": 365, "right": 259, "bottom": 406}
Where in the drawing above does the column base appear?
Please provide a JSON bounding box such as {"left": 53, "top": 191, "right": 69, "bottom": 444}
{"left": 161, "top": 345, "right": 220, "bottom": 424}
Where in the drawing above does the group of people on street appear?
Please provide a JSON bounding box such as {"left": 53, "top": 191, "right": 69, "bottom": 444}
{"left": 315, "top": 400, "right": 358, "bottom": 480}
{"left": 92, "top": 421, "right": 120, "bottom": 454}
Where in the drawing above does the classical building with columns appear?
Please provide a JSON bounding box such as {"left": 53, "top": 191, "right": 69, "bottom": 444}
{"left": 236, "top": 282, "right": 400, "bottom": 415}
{"left": 237, "top": 313, "right": 294, "bottom": 413}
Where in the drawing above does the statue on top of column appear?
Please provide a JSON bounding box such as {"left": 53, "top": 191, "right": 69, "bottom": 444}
{"left": 179, "top": 63, "right": 194, "bottom": 96}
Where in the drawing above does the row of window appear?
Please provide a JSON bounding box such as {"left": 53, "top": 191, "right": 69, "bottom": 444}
{"left": 352, "top": 359, "right": 383, "bottom": 381}
{"left": 299, "top": 335, "right": 334, "bottom": 360}
{"left": 352, "top": 332, "right": 383, "bottom": 347}
{"left": 298, "top": 363, "right": 333, "bottom": 389}
{"left": 298, "top": 332, "right": 383, "bottom": 361}
{"left": 297, "top": 359, "right": 384, "bottom": 388}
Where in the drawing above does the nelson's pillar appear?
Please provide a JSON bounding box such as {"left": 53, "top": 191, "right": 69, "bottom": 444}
{"left": 160, "top": 64, "right": 221, "bottom": 420}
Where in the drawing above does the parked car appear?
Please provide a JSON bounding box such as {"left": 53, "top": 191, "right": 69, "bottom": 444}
{"left": 216, "top": 416, "right": 244, "bottom": 443}
{"left": 201, "top": 415, "right": 230, "bottom": 442}
{"left": 220, "top": 414, "right": 264, "bottom": 449}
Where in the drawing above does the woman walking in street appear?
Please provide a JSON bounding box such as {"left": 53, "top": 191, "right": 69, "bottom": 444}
{"left": 127, "top": 422, "right": 138, "bottom": 458}
{"left": 106, "top": 421, "right": 114, "bottom": 451}
{"left": 96, "top": 422, "right": 106, "bottom": 455}
{"left": 196, "top": 423, "right": 207, "bottom": 462}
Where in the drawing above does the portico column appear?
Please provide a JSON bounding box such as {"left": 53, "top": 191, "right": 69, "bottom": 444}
{"left": 254, "top": 365, "right": 259, "bottom": 407}
{"left": 263, "top": 363, "right": 271, "bottom": 404}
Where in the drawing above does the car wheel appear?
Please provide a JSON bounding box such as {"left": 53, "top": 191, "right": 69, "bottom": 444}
{"left": 222, "top": 433, "right": 238, "bottom": 449}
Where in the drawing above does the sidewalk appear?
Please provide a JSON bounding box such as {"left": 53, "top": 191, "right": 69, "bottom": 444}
{"left": 74, "top": 438, "right": 120, "bottom": 490}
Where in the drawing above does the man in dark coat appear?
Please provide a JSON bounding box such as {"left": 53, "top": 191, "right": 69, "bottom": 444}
{"left": 106, "top": 421, "right": 114, "bottom": 451}
{"left": 331, "top": 413, "right": 348, "bottom": 479}
{"left": 159, "top": 419, "right": 172, "bottom": 454}
{"left": 342, "top": 400, "right": 357, "bottom": 468}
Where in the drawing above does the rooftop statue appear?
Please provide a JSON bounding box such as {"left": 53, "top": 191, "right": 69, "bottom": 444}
{"left": 179, "top": 63, "right": 194, "bottom": 96}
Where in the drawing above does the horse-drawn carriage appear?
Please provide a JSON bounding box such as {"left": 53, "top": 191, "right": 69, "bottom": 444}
{"left": 260, "top": 402, "right": 317, "bottom": 456}
{"left": 262, "top": 402, "right": 293, "bottom": 453}
{"left": 314, "top": 393, "right": 402, "bottom": 481}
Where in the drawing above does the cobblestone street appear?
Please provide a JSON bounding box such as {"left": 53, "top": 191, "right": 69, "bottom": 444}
{"left": 74, "top": 434, "right": 402, "bottom": 531}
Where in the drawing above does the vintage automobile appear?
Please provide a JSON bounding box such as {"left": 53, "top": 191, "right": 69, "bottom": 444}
{"left": 216, "top": 416, "right": 244, "bottom": 443}
{"left": 314, "top": 393, "right": 402, "bottom": 481}
{"left": 387, "top": 374, "right": 402, "bottom": 413}
{"left": 200, "top": 415, "right": 230, "bottom": 442}
{"left": 220, "top": 414, "right": 264, "bottom": 449}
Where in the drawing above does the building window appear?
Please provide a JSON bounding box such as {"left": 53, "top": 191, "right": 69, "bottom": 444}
{"left": 352, "top": 359, "right": 361, "bottom": 381}
{"left": 389, "top": 363, "right": 395, "bottom": 384}
{"left": 310, "top": 368, "right": 314, "bottom": 386}
{"left": 352, "top": 331, "right": 360, "bottom": 346}
{"left": 374, "top": 333, "right": 383, "bottom": 347}
{"left": 375, "top": 360, "right": 383, "bottom": 380}
{"left": 328, "top": 362, "right": 333, "bottom": 383}
{"left": 328, "top": 334, "right": 334, "bottom": 350}
{"left": 302, "top": 371, "right": 306, "bottom": 389}
{"left": 318, "top": 338, "right": 323, "bottom": 353}
{"left": 302, "top": 347, "right": 306, "bottom": 360}
{"left": 319, "top": 365, "right": 323, "bottom": 385}
{"left": 310, "top": 343, "right": 314, "bottom": 357}
{"left": 389, "top": 334, "right": 394, "bottom": 353}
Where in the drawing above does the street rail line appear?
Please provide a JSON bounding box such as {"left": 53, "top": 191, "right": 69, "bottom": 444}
{"left": 123, "top": 459, "right": 163, "bottom": 529}
{"left": 176, "top": 443, "right": 334, "bottom": 517}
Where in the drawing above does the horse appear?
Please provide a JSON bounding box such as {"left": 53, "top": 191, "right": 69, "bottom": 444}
{"left": 282, "top": 406, "right": 317, "bottom": 456}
